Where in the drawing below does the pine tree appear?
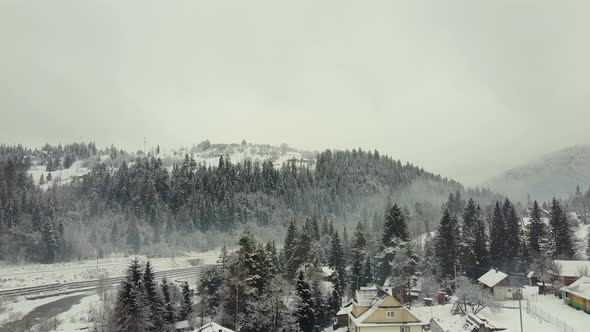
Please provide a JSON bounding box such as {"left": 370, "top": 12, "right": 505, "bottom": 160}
{"left": 282, "top": 219, "right": 299, "bottom": 276}
{"left": 114, "top": 258, "right": 150, "bottom": 332}
{"left": 350, "top": 222, "right": 368, "bottom": 290}
{"left": 179, "top": 282, "right": 193, "bottom": 321}
{"left": 489, "top": 202, "right": 506, "bottom": 266}
{"left": 435, "top": 209, "right": 460, "bottom": 279}
{"left": 295, "top": 271, "right": 315, "bottom": 332}
{"left": 382, "top": 204, "right": 410, "bottom": 246}
{"left": 472, "top": 205, "right": 490, "bottom": 274}
{"left": 549, "top": 198, "right": 575, "bottom": 259}
{"left": 363, "top": 255, "right": 374, "bottom": 286}
{"left": 378, "top": 204, "right": 409, "bottom": 284}
{"left": 161, "top": 277, "right": 176, "bottom": 325}
{"left": 459, "top": 199, "right": 477, "bottom": 279}
{"left": 503, "top": 199, "right": 522, "bottom": 270}
{"left": 327, "top": 283, "right": 342, "bottom": 321}
{"left": 528, "top": 201, "right": 546, "bottom": 255}
{"left": 42, "top": 220, "right": 58, "bottom": 263}
{"left": 328, "top": 230, "right": 346, "bottom": 292}
{"left": 143, "top": 261, "right": 165, "bottom": 331}
{"left": 127, "top": 219, "right": 141, "bottom": 254}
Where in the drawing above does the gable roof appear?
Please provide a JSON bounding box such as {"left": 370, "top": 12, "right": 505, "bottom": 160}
{"left": 478, "top": 269, "right": 509, "bottom": 288}
{"left": 349, "top": 286, "right": 426, "bottom": 327}
{"left": 195, "top": 322, "right": 235, "bottom": 332}
{"left": 561, "top": 276, "right": 590, "bottom": 300}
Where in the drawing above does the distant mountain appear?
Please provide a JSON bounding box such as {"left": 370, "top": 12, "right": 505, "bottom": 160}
{"left": 485, "top": 145, "right": 590, "bottom": 202}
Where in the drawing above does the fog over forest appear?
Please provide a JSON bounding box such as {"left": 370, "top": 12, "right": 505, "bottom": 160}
{"left": 2, "top": 1, "right": 590, "bottom": 332}
{"left": 3, "top": 1, "right": 590, "bottom": 185}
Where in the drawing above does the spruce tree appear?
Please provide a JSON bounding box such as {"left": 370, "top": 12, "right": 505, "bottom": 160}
{"left": 363, "top": 255, "right": 374, "bottom": 286}
{"left": 114, "top": 258, "right": 150, "bottom": 332}
{"left": 161, "top": 278, "right": 176, "bottom": 325}
{"left": 295, "top": 271, "right": 315, "bottom": 332}
{"left": 282, "top": 219, "right": 299, "bottom": 276}
{"left": 127, "top": 219, "right": 141, "bottom": 254}
{"left": 328, "top": 230, "right": 346, "bottom": 292}
{"left": 549, "top": 198, "right": 575, "bottom": 259}
{"left": 179, "top": 282, "right": 193, "bottom": 321}
{"left": 350, "top": 222, "right": 368, "bottom": 290}
{"left": 378, "top": 204, "right": 409, "bottom": 284}
{"left": 503, "top": 199, "right": 522, "bottom": 269}
{"left": 472, "top": 205, "right": 490, "bottom": 274}
{"left": 435, "top": 209, "right": 460, "bottom": 279}
{"left": 459, "top": 199, "right": 477, "bottom": 279}
{"left": 143, "top": 261, "right": 165, "bottom": 332}
{"left": 489, "top": 202, "right": 506, "bottom": 266}
{"left": 528, "top": 201, "right": 546, "bottom": 255}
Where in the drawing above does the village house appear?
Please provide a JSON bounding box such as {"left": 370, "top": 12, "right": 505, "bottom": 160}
{"left": 477, "top": 269, "right": 522, "bottom": 301}
{"left": 194, "top": 322, "right": 235, "bottom": 332}
{"left": 561, "top": 276, "right": 590, "bottom": 314}
{"left": 347, "top": 285, "right": 428, "bottom": 332}
{"left": 552, "top": 260, "right": 590, "bottom": 286}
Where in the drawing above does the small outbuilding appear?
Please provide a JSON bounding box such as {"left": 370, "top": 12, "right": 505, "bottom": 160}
{"left": 195, "top": 322, "right": 235, "bottom": 332}
{"left": 478, "top": 269, "right": 522, "bottom": 301}
{"left": 174, "top": 320, "right": 191, "bottom": 332}
{"left": 561, "top": 276, "right": 590, "bottom": 314}
{"left": 553, "top": 260, "right": 590, "bottom": 286}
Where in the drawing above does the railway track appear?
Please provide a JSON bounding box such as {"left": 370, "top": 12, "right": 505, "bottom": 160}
{"left": 0, "top": 265, "right": 211, "bottom": 299}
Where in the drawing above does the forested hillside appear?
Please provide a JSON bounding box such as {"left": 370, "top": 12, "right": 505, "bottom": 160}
{"left": 0, "top": 143, "right": 499, "bottom": 264}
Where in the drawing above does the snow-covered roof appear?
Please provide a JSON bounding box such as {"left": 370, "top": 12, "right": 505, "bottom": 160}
{"left": 348, "top": 295, "right": 426, "bottom": 328}
{"left": 561, "top": 276, "right": 590, "bottom": 300}
{"left": 354, "top": 285, "right": 380, "bottom": 306}
{"left": 521, "top": 217, "right": 550, "bottom": 227}
{"left": 194, "top": 322, "right": 234, "bottom": 332}
{"left": 553, "top": 260, "right": 590, "bottom": 277}
{"left": 478, "top": 269, "right": 508, "bottom": 288}
{"left": 175, "top": 320, "right": 190, "bottom": 329}
{"left": 337, "top": 303, "right": 353, "bottom": 316}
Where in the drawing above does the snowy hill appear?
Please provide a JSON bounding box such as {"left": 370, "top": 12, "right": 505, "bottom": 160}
{"left": 26, "top": 141, "right": 317, "bottom": 189}
{"left": 157, "top": 141, "right": 316, "bottom": 169}
{"left": 484, "top": 145, "right": 590, "bottom": 202}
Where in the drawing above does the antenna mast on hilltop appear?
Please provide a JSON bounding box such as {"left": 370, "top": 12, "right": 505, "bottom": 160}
{"left": 143, "top": 137, "right": 147, "bottom": 154}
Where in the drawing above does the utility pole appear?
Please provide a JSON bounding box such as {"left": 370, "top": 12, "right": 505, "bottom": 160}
{"left": 518, "top": 288, "right": 523, "bottom": 332}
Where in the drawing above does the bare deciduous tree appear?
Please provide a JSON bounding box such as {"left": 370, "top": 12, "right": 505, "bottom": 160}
{"left": 453, "top": 276, "right": 499, "bottom": 315}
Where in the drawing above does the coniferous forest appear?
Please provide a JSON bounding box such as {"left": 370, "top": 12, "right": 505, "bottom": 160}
{"left": 0, "top": 142, "right": 499, "bottom": 264}
{"left": 0, "top": 142, "right": 587, "bottom": 332}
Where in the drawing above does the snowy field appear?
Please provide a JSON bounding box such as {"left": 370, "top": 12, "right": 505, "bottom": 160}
{"left": 412, "top": 286, "right": 590, "bottom": 332}
{"left": 0, "top": 250, "right": 219, "bottom": 291}
{"left": 28, "top": 160, "right": 91, "bottom": 190}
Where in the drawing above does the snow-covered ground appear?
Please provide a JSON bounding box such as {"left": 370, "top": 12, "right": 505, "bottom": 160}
{"left": 411, "top": 286, "right": 590, "bottom": 332}
{"left": 0, "top": 250, "right": 219, "bottom": 290}
{"left": 28, "top": 160, "right": 90, "bottom": 190}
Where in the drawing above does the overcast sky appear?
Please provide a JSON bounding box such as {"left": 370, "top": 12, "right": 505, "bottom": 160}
{"left": 1, "top": 0, "right": 590, "bottom": 185}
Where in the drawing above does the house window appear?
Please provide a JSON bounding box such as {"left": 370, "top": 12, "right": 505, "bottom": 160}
{"left": 401, "top": 327, "right": 410, "bottom": 332}
{"left": 508, "top": 289, "right": 512, "bottom": 293}
{"left": 387, "top": 311, "right": 395, "bottom": 318}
